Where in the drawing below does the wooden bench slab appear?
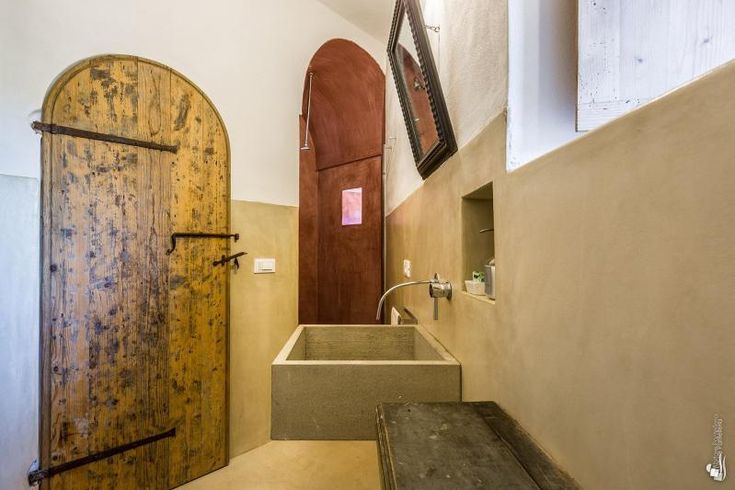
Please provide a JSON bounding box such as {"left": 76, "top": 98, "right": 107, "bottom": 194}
{"left": 376, "top": 402, "right": 580, "bottom": 490}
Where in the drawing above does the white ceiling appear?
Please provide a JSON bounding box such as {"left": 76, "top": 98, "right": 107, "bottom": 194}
{"left": 316, "top": 0, "right": 395, "bottom": 43}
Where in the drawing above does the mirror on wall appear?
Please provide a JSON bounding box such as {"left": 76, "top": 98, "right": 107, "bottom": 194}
{"left": 388, "top": 0, "right": 456, "bottom": 179}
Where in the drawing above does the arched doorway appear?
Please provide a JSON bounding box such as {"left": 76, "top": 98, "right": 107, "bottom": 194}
{"left": 298, "top": 40, "right": 385, "bottom": 324}
{"left": 37, "top": 55, "right": 230, "bottom": 488}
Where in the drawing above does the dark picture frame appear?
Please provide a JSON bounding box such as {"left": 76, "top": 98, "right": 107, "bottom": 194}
{"left": 387, "top": 0, "right": 457, "bottom": 179}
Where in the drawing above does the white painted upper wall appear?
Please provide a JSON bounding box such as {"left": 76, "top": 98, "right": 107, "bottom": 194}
{"left": 578, "top": 0, "right": 735, "bottom": 130}
{"left": 0, "top": 0, "right": 383, "bottom": 206}
{"left": 316, "top": 0, "right": 395, "bottom": 42}
{"left": 384, "top": 0, "right": 508, "bottom": 214}
{"left": 507, "top": 0, "right": 579, "bottom": 172}
{"left": 508, "top": 0, "right": 735, "bottom": 171}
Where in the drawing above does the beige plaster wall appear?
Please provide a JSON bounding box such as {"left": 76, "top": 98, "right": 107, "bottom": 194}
{"left": 386, "top": 62, "right": 735, "bottom": 489}
{"left": 230, "top": 200, "right": 299, "bottom": 457}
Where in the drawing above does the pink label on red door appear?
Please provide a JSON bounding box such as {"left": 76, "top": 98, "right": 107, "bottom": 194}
{"left": 341, "top": 187, "right": 362, "bottom": 225}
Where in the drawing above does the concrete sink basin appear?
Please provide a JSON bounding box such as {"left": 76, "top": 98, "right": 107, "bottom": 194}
{"left": 271, "top": 324, "right": 461, "bottom": 440}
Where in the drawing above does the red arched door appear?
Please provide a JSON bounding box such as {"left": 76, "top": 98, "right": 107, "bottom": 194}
{"left": 298, "top": 39, "right": 385, "bottom": 324}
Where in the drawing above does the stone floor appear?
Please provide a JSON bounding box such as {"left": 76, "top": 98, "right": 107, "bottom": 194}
{"left": 180, "top": 441, "right": 380, "bottom": 489}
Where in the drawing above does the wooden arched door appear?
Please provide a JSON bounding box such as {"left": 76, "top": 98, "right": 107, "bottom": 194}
{"left": 36, "top": 55, "right": 230, "bottom": 489}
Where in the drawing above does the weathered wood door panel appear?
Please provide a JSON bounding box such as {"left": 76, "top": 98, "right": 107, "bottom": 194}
{"left": 39, "top": 56, "right": 229, "bottom": 489}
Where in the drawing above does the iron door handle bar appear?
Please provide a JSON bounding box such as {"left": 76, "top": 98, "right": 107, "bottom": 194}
{"left": 213, "top": 251, "right": 247, "bottom": 269}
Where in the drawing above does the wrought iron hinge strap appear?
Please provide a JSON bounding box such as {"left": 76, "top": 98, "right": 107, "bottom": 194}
{"left": 32, "top": 121, "right": 178, "bottom": 154}
{"left": 28, "top": 428, "right": 176, "bottom": 486}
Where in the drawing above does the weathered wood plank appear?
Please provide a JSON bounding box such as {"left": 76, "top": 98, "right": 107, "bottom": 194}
{"left": 133, "top": 60, "right": 172, "bottom": 490}
{"left": 167, "top": 66, "right": 229, "bottom": 487}
{"left": 39, "top": 122, "right": 53, "bottom": 490}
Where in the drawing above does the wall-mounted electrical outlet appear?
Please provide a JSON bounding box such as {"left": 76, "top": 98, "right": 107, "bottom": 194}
{"left": 403, "top": 259, "right": 411, "bottom": 278}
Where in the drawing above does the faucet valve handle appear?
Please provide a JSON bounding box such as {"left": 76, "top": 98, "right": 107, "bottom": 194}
{"left": 429, "top": 273, "right": 452, "bottom": 300}
{"left": 429, "top": 273, "right": 452, "bottom": 321}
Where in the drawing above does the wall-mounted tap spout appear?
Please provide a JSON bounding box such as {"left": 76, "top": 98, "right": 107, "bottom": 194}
{"left": 376, "top": 279, "right": 432, "bottom": 321}
{"left": 375, "top": 273, "right": 452, "bottom": 321}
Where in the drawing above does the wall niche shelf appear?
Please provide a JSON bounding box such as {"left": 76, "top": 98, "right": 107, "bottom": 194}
{"left": 461, "top": 291, "right": 496, "bottom": 305}
{"left": 461, "top": 181, "right": 495, "bottom": 301}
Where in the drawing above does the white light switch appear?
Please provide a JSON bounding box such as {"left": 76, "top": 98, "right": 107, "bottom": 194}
{"left": 254, "top": 258, "right": 276, "bottom": 274}
{"left": 403, "top": 259, "right": 411, "bottom": 278}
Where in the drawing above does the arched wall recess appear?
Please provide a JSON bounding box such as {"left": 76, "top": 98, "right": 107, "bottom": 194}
{"left": 37, "top": 54, "right": 230, "bottom": 489}
{"left": 300, "top": 39, "right": 385, "bottom": 169}
{"left": 298, "top": 39, "right": 385, "bottom": 324}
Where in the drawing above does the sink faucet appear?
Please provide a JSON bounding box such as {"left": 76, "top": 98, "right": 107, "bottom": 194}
{"left": 376, "top": 273, "right": 452, "bottom": 321}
